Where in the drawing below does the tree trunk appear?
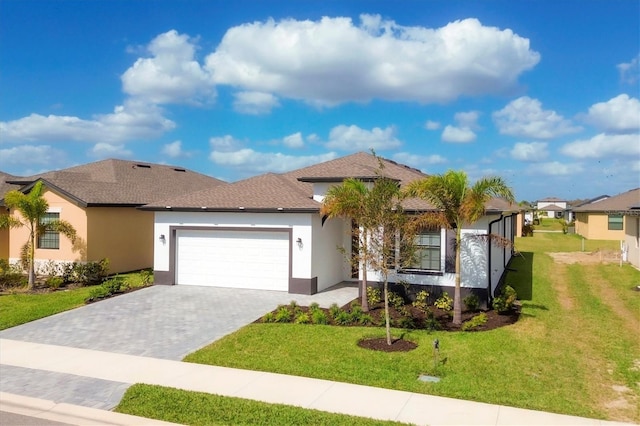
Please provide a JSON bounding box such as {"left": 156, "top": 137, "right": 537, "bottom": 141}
{"left": 28, "top": 227, "right": 35, "bottom": 289}
{"left": 384, "top": 278, "right": 391, "bottom": 345}
{"left": 453, "top": 229, "right": 462, "bottom": 325}
{"left": 360, "top": 230, "right": 369, "bottom": 312}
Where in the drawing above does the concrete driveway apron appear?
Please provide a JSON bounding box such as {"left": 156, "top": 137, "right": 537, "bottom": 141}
{"left": 0, "top": 284, "right": 357, "bottom": 409}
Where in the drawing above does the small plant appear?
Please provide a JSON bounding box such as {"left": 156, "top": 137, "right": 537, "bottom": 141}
{"left": 294, "top": 312, "right": 311, "bottom": 324}
{"left": 522, "top": 223, "right": 534, "bottom": 237}
{"left": 45, "top": 276, "right": 64, "bottom": 290}
{"left": 86, "top": 285, "right": 110, "bottom": 302}
{"left": 311, "top": 309, "right": 328, "bottom": 325}
{"left": 461, "top": 312, "right": 488, "bottom": 331}
{"left": 139, "top": 269, "right": 153, "bottom": 285}
{"left": 366, "top": 286, "right": 382, "bottom": 305}
{"left": 262, "top": 312, "right": 276, "bottom": 323}
{"left": 388, "top": 291, "right": 405, "bottom": 310}
{"left": 0, "top": 259, "right": 27, "bottom": 290}
{"left": 412, "top": 290, "right": 430, "bottom": 312}
{"left": 357, "top": 314, "right": 375, "bottom": 325}
{"left": 275, "top": 306, "right": 292, "bottom": 323}
{"left": 329, "top": 303, "right": 341, "bottom": 319}
{"left": 492, "top": 285, "right": 517, "bottom": 313}
{"left": 434, "top": 292, "right": 453, "bottom": 312}
{"left": 333, "top": 310, "right": 352, "bottom": 325}
{"left": 309, "top": 302, "right": 320, "bottom": 312}
{"left": 463, "top": 294, "right": 480, "bottom": 312}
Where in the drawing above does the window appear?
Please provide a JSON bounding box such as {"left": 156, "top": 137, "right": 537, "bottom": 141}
{"left": 38, "top": 212, "right": 60, "bottom": 249}
{"left": 608, "top": 214, "right": 623, "bottom": 231}
{"left": 408, "top": 231, "right": 441, "bottom": 271}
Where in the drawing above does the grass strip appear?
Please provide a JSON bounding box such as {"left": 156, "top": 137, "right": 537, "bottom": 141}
{"left": 115, "top": 384, "right": 409, "bottom": 426}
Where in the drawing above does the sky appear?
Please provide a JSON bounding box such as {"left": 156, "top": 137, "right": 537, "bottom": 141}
{"left": 1, "top": 0, "right": 638, "bottom": 203}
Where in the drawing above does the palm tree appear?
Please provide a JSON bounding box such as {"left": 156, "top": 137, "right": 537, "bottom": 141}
{"left": 0, "top": 181, "right": 77, "bottom": 289}
{"left": 405, "top": 170, "right": 515, "bottom": 326}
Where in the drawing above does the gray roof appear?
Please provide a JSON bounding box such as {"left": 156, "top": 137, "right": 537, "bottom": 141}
{"left": 538, "top": 197, "right": 565, "bottom": 203}
{"left": 144, "top": 152, "right": 517, "bottom": 214}
{"left": 572, "top": 188, "right": 640, "bottom": 213}
{"left": 1, "top": 159, "right": 226, "bottom": 207}
{"left": 540, "top": 203, "right": 566, "bottom": 211}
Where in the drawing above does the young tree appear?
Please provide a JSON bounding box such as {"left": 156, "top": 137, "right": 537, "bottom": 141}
{"left": 405, "top": 170, "right": 515, "bottom": 326}
{"left": 321, "top": 158, "right": 407, "bottom": 344}
{"left": 0, "top": 181, "right": 77, "bottom": 289}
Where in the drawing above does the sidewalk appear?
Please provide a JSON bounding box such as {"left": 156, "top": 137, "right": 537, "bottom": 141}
{"left": 1, "top": 339, "right": 635, "bottom": 426}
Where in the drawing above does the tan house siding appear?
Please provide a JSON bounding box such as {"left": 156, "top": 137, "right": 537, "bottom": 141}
{"left": 626, "top": 216, "right": 640, "bottom": 269}
{"left": 0, "top": 226, "right": 9, "bottom": 259}
{"left": 86, "top": 208, "right": 154, "bottom": 273}
{"left": 575, "top": 212, "right": 625, "bottom": 240}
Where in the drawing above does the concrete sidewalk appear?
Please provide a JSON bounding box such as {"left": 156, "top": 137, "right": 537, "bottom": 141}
{"left": 1, "top": 339, "right": 634, "bottom": 426}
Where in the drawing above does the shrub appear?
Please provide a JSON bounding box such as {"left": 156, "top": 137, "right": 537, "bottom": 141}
{"left": 311, "top": 309, "right": 328, "bottom": 325}
{"left": 492, "top": 285, "right": 517, "bottom": 313}
{"left": 412, "top": 290, "right": 430, "bottom": 312}
{"left": 328, "top": 303, "right": 341, "bottom": 319}
{"left": 139, "top": 269, "right": 153, "bottom": 285}
{"left": 366, "top": 286, "right": 382, "bottom": 305}
{"left": 423, "top": 310, "right": 441, "bottom": 331}
{"left": 45, "top": 276, "right": 64, "bottom": 290}
{"left": 294, "top": 312, "right": 311, "bottom": 324}
{"left": 388, "top": 291, "right": 405, "bottom": 310}
{"left": 308, "top": 302, "right": 320, "bottom": 312}
{"left": 522, "top": 223, "right": 534, "bottom": 237}
{"left": 434, "top": 292, "right": 453, "bottom": 312}
{"left": 357, "top": 314, "right": 375, "bottom": 325}
{"left": 0, "top": 259, "right": 27, "bottom": 289}
{"left": 398, "top": 316, "right": 416, "bottom": 329}
{"left": 262, "top": 312, "right": 276, "bottom": 323}
{"left": 349, "top": 304, "right": 364, "bottom": 323}
{"left": 86, "top": 285, "right": 110, "bottom": 302}
{"left": 463, "top": 294, "right": 480, "bottom": 312}
{"left": 333, "top": 310, "right": 352, "bottom": 325}
{"left": 461, "top": 312, "right": 488, "bottom": 331}
{"left": 69, "top": 259, "right": 110, "bottom": 286}
{"left": 275, "top": 306, "right": 292, "bottom": 323}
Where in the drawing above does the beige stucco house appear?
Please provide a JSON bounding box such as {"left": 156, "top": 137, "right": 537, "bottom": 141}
{"left": 572, "top": 188, "right": 640, "bottom": 267}
{"left": 1, "top": 160, "right": 225, "bottom": 275}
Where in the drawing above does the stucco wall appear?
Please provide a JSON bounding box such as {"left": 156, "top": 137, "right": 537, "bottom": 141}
{"left": 625, "top": 215, "right": 640, "bottom": 269}
{"left": 8, "top": 188, "right": 88, "bottom": 265}
{"left": 575, "top": 212, "right": 625, "bottom": 240}
{"left": 0, "top": 221, "right": 9, "bottom": 259}
{"left": 311, "top": 215, "right": 350, "bottom": 291}
{"left": 86, "top": 207, "right": 154, "bottom": 273}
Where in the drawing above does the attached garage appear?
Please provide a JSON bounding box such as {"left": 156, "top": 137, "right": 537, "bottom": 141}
{"left": 175, "top": 228, "right": 291, "bottom": 291}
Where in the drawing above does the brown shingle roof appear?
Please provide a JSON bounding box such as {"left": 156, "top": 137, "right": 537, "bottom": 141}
{"left": 0, "top": 172, "right": 22, "bottom": 201}
{"left": 2, "top": 159, "right": 226, "bottom": 206}
{"left": 572, "top": 188, "right": 640, "bottom": 213}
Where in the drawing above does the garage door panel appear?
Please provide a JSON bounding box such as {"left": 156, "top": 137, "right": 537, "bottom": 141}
{"left": 176, "top": 229, "right": 289, "bottom": 291}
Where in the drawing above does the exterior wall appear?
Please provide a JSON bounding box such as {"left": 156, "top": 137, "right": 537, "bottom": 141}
{"left": 86, "top": 207, "right": 154, "bottom": 273}
{"left": 8, "top": 188, "right": 88, "bottom": 267}
{"left": 625, "top": 215, "right": 640, "bottom": 269}
{"left": 153, "top": 211, "right": 315, "bottom": 291}
{"left": 575, "top": 212, "right": 625, "bottom": 240}
{"left": 0, "top": 215, "right": 9, "bottom": 259}
{"left": 311, "top": 215, "right": 350, "bottom": 291}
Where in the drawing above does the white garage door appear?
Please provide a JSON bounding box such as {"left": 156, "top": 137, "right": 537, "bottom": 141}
{"left": 175, "top": 229, "right": 290, "bottom": 291}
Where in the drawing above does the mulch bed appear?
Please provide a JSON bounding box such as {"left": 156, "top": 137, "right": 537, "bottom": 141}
{"left": 357, "top": 337, "right": 418, "bottom": 352}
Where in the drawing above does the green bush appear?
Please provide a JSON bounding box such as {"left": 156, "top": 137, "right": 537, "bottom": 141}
{"left": 333, "top": 310, "right": 352, "bottom": 325}
{"left": 63, "top": 259, "right": 110, "bottom": 286}
{"left": 387, "top": 291, "right": 405, "bottom": 310}
{"left": 329, "top": 303, "right": 341, "bottom": 319}
{"left": 294, "top": 312, "right": 310, "bottom": 324}
{"left": 461, "top": 312, "right": 488, "bottom": 331}
{"left": 492, "top": 285, "right": 518, "bottom": 313}
{"left": 357, "top": 314, "right": 375, "bottom": 326}
{"left": 86, "top": 285, "right": 110, "bottom": 302}
{"left": 0, "top": 259, "right": 27, "bottom": 289}
{"left": 139, "top": 269, "right": 153, "bottom": 285}
{"left": 463, "top": 294, "right": 480, "bottom": 312}
{"left": 366, "top": 286, "right": 381, "bottom": 305}
{"left": 311, "top": 309, "right": 328, "bottom": 325}
{"left": 262, "top": 312, "right": 276, "bottom": 323}
{"left": 397, "top": 316, "right": 416, "bottom": 329}
{"left": 349, "top": 304, "right": 364, "bottom": 323}
{"left": 45, "top": 276, "right": 64, "bottom": 290}
{"left": 412, "top": 290, "right": 430, "bottom": 312}
{"left": 434, "top": 292, "right": 453, "bottom": 312}
{"left": 275, "top": 306, "right": 292, "bottom": 323}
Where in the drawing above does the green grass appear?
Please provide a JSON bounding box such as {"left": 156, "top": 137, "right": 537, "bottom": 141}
{"left": 0, "top": 269, "right": 153, "bottom": 330}
{"left": 179, "top": 234, "right": 640, "bottom": 423}
{"left": 536, "top": 217, "right": 565, "bottom": 230}
{"left": 116, "top": 384, "right": 408, "bottom": 426}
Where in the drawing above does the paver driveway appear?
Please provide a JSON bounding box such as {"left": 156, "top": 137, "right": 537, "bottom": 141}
{"left": 0, "top": 284, "right": 357, "bottom": 409}
{"left": 0, "top": 284, "right": 357, "bottom": 360}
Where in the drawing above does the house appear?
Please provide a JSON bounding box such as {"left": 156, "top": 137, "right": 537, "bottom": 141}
{"left": 536, "top": 197, "right": 568, "bottom": 220}
{"left": 572, "top": 188, "right": 640, "bottom": 268}
{"left": 143, "top": 152, "right": 518, "bottom": 305}
{"left": 0, "top": 160, "right": 225, "bottom": 274}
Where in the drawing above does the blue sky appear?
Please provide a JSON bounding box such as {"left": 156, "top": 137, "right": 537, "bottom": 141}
{"left": 1, "top": 0, "right": 638, "bottom": 202}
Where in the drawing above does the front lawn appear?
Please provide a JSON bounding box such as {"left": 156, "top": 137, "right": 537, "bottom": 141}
{"left": 181, "top": 233, "right": 639, "bottom": 423}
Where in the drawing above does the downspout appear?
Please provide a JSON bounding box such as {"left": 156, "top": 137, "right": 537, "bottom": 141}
{"left": 487, "top": 215, "right": 504, "bottom": 307}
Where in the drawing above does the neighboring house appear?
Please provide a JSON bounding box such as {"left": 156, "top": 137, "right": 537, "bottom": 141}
{"left": 143, "top": 152, "right": 518, "bottom": 305}
{"left": 0, "top": 160, "right": 225, "bottom": 274}
{"left": 572, "top": 189, "right": 640, "bottom": 268}
{"left": 536, "top": 197, "right": 568, "bottom": 220}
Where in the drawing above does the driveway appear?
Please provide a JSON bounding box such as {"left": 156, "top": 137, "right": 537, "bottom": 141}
{"left": 0, "top": 284, "right": 357, "bottom": 409}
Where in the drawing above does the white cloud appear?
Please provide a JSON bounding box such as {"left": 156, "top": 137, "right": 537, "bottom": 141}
{"left": 560, "top": 133, "right": 640, "bottom": 159}
{"left": 528, "top": 161, "right": 583, "bottom": 176}
{"left": 0, "top": 145, "right": 67, "bottom": 167}
{"left": 326, "top": 125, "right": 401, "bottom": 150}
{"left": 617, "top": 54, "right": 639, "bottom": 84}
{"left": 209, "top": 135, "right": 244, "bottom": 152}
{"left": 89, "top": 143, "right": 133, "bottom": 158}
{"left": 161, "top": 140, "right": 189, "bottom": 158}
{"left": 0, "top": 100, "right": 175, "bottom": 144}
{"left": 121, "top": 30, "right": 214, "bottom": 105}
{"left": 233, "top": 91, "right": 280, "bottom": 115}
{"left": 392, "top": 152, "right": 446, "bottom": 168}
{"left": 282, "top": 132, "right": 304, "bottom": 148}
{"left": 585, "top": 94, "right": 640, "bottom": 133}
{"left": 205, "top": 15, "right": 539, "bottom": 105}
{"left": 209, "top": 148, "right": 337, "bottom": 174}
{"left": 510, "top": 142, "right": 549, "bottom": 162}
{"left": 441, "top": 125, "right": 476, "bottom": 143}
{"left": 454, "top": 111, "right": 480, "bottom": 128}
{"left": 424, "top": 120, "right": 440, "bottom": 130}
{"left": 493, "top": 96, "right": 582, "bottom": 139}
